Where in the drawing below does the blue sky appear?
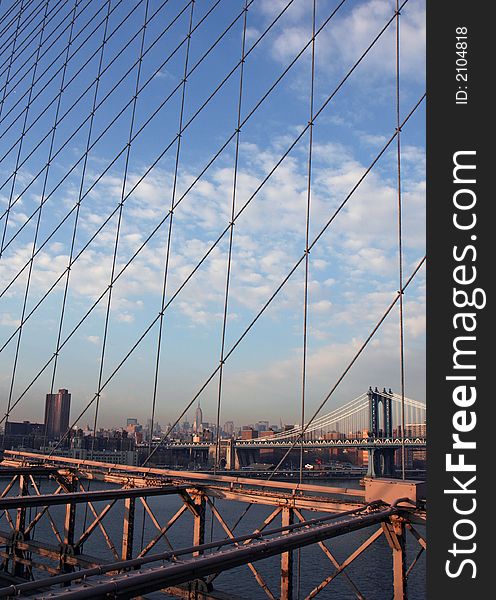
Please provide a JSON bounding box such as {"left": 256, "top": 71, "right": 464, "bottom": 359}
{"left": 0, "top": 0, "right": 426, "bottom": 430}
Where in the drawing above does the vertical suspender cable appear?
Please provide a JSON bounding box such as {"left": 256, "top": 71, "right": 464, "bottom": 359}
{"left": 147, "top": 0, "right": 195, "bottom": 459}
{"left": 0, "top": 7, "right": 29, "bottom": 439}
{"left": 297, "top": 4, "right": 316, "bottom": 593}
{"left": 395, "top": 0, "right": 406, "bottom": 480}
{"left": 2, "top": 0, "right": 49, "bottom": 445}
{"left": 299, "top": 0, "right": 316, "bottom": 486}
{"left": 208, "top": 0, "right": 248, "bottom": 546}
{"left": 213, "top": 0, "right": 249, "bottom": 474}
{"left": 14, "top": 0, "right": 411, "bottom": 460}
{"left": 44, "top": 0, "right": 112, "bottom": 453}
{"left": 47, "top": 0, "right": 111, "bottom": 542}
{"left": 7, "top": 0, "right": 301, "bottom": 436}
{"left": 91, "top": 0, "right": 151, "bottom": 451}
{"left": 21, "top": 0, "right": 81, "bottom": 447}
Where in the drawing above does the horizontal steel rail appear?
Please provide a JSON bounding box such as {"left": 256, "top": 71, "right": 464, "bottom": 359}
{"left": 0, "top": 484, "right": 190, "bottom": 510}
{"left": 2, "top": 451, "right": 366, "bottom": 497}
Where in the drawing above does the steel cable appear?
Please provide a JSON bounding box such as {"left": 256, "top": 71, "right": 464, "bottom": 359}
{"left": 147, "top": 0, "right": 196, "bottom": 458}
{"left": 90, "top": 0, "right": 151, "bottom": 453}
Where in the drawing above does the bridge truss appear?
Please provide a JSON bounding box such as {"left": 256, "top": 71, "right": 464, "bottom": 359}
{"left": 0, "top": 451, "right": 426, "bottom": 599}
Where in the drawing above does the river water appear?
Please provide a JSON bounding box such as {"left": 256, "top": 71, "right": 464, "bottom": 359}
{"left": 11, "top": 478, "right": 426, "bottom": 599}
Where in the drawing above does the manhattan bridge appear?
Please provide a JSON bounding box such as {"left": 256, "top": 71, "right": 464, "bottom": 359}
{"left": 0, "top": 0, "right": 426, "bottom": 598}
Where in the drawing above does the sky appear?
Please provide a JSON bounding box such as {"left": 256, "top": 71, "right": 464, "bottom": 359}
{"left": 0, "top": 0, "right": 426, "bottom": 431}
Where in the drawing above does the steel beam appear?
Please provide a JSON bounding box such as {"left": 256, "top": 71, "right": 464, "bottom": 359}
{"left": 138, "top": 497, "right": 174, "bottom": 551}
{"left": 0, "top": 507, "right": 393, "bottom": 598}
{"left": 280, "top": 507, "right": 294, "bottom": 600}
{"left": 138, "top": 503, "right": 188, "bottom": 558}
{"left": 25, "top": 479, "right": 63, "bottom": 543}
{"left": 383, "top": 518, "right": 408, "bottom": 600}
{"left": 122, "top": 497, "right": 135, "bottom": 561}
{"left": 306, "top": 527, "right": 383, "bottom": 598}
{"left": 209, "top": 486, "right": 364, "bottom": 514}
{"left": 74, "top": 500, "right": 117, "bottom": 555}
{"left": 2, "top": 451, "right": 365, "bottom": 498}
{"left": 0, "top": 484, "right": 190, "bottom": 510}
{"left": 62, "top": 476, "right": 78, "bottom": 573}
{"left": 192, "top": 491, "right": 206, "bottom": 557}
{"left": 0, "top": 530, "right": 103, "bottom": 569}
{"left": 12, "top": 474, "right": 28, "bottom": 578}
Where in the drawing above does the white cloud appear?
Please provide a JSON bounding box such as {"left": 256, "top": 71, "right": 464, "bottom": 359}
{"left": 0, "top": 130, "right": 424, "bottom": 337}
{"left": 264, "top": 0, "right": 425, "bottom": 83}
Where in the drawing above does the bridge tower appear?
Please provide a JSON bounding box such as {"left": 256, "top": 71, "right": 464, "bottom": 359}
{"left": 225, "top": 438, "right": 236, "bottom": 471}
{"left": 367, "top": 387, "right": 396, "bottom": 478}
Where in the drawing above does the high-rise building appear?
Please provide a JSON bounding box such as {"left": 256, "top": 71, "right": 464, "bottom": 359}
{"left": 193, "top": 401, "right": 203, "bottom": 434}
{"left": 223, "top": 421, "right": 234, "bottom": 436}
{"left": 44, "top": 389, "right": 71, "bottom": 439}
{"left": 255, "top": 421, "right": 269, "bottom": 432}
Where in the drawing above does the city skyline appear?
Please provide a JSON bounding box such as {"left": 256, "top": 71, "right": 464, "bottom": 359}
{"left": 4, "top": 385, "right": 425, "bottom": 444}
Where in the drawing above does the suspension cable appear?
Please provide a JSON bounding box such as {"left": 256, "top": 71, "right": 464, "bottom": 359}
{"left": 299, "top": 0, "right": 316, "bottom": 486}
{"left": 207, "top": 0, "right": 249, "bottom": 548}
{"left": 0, "top": 0, "right": 145, "bottom": 166}
{"left": 0, "top": 0, "right": 52, "bottom": 259}
{"left": 0, "top": 0, "right": 48, "bottom": 66}
{"left": 0, "top": 0, "right": 97, "bottom": 114}
{"left": 0, "top": 0, "right": 26, "bottom": 123}
{"left": 0, "top": 0, "right": 74, "bottom": 94}
{"left": 0, "top": 0, "right": 305, "bottom": 352}
{"left": 0, "top": 0, "right": 153, "bottom": 148}
{"left": 90, "top": 0, "right": 151, "bottom": 453}
{"left": 1, "top": 0, "right": 50, "bottom": 444}
{"left": 0, "top": 0, "right": 29, "bottom": 41}
{"left": 395, "top": 0, "right": 407, "bottom": 480}
{"left": 0, "top": 0, "right": 345, "bottom": 361}
{"left": 0, "top": 0, "right": 224, "bottom": 253}
{"left": 213, "top": 0, "right": 249, "bottom": 475}
{"left": 43, "top": 0, "right": 113, "bottom": 454}
{"left": 142, "top": 92, "right": 424, "bottom": 466}
{"left": 1, "top": 0, "right": 416, "bottom": 454}
{"left": 147, "top": 0, "right": 196, "bottom": 457}
{"left": 297, "top": 5, "right": 316, "bottom": 592}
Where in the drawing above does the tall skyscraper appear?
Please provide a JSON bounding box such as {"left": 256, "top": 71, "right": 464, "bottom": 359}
{"left": 44, "top": 389, "right": 71, "bottom": 439}
{"left": 193, "top": 401, "right": 203, "bottom": 434}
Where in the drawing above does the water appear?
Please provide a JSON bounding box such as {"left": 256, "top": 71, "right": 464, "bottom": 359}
{"left": 6, "top": 478, "right": 426, "bottom": 599}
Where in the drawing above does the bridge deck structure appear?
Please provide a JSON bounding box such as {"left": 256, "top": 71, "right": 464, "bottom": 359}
{"left": 0, "top": 451, "right": 426, "bottom": 600}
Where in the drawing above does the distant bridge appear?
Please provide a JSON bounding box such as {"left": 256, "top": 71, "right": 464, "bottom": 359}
{"left": 157, "top": 437, "right": 426, "bottom": 450}
{"left": 157, "top": 388, "right": 426, "bottom": 476}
